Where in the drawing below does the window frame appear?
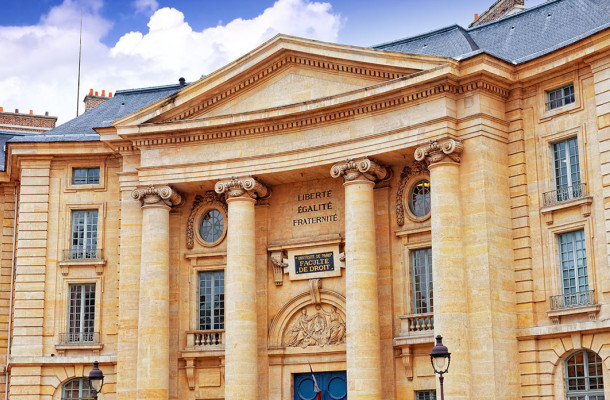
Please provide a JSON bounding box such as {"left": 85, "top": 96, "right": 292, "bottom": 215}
{"left": 191, "top": 263, "right": 226, "bottom": 332}
{"left": 67, "top": 283, "right": 96, "bottom": 343}
{"left": 198, "top": 270, "right": 225, "bottom": 331}
{"left": 57, "top": 276, "right": 103, "bottom": 349}
{"left": 61, "top": 203, "right": 105, "bottom": 266}
{"left": 537, "top": 70, "right": 582, "bottom": 122}
{"left": 411, "top": 247, "right": 433, "bottom": 314}
{"left": 552, "top": 137, "right": 582, "bottom": 200}
{"left": 415, "top": 390, "right": 437, "bottom": 400}
{"left": 65, "top": 161, "right": 106, "bottom": 191}
{"left": 61, "top": 377, "right": 94, "bottom": 400}
{"left": 547, "top": 84, "right": 575, "bottom": 110}
{"left": 558, "top": 229, "right": 588, "bottom": 296}
{"left": 564, "top": 350, "right": 605, "bottom": 400}
{"left": 72, "top": 167, "right": 100, "bottom": 185}
{"left": 402, "top": 173, "right": 432, "bottom": 223}
{"left": 70, "top": 209, "right": 99, "bottom": 260}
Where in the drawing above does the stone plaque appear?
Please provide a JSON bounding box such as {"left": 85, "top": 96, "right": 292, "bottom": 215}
{"left": 295, "top": 251, "right": 334, "bottom": 275}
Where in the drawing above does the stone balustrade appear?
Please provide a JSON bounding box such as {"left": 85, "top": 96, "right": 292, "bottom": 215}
{"left": 185, "top": 330, "right": 225, "bottom": 350}
{"left": 399, "top": 313, "right": 434, "bottom": 336}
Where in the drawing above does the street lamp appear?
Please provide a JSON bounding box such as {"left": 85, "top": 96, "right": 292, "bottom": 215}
{"left": 430, "top": 335, "right": 451, "bottom": 400}
{"left": 88, "top": 361, "right": 104, "bottom": 400}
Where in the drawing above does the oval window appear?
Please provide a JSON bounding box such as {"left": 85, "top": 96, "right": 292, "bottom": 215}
{"left": 199, "top": 209, "right": 225, "bottom": 244}
{"left": 409, "top": 179, "right": 431, "bottom": 217}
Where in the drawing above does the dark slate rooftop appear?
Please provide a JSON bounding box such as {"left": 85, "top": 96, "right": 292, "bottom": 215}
{"left": 373, "top": 0, "right": 610, "bottom": 64}
{"left": 9, "top": 83, "right": 184, "bottom": 144}
{"left": 0, "top": 130, "right": 36, "bottom": 171}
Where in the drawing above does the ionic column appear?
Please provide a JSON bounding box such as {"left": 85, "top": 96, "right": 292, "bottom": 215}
{"left": 131, "top": 185, "right": 183, "bottom": 400}
{"left": 415, "top": 138, "right": 470, "bottom": 400}
{"left": 331, "top": 158, "right": 389, "bottom": 400}
{"left": 215, "top": 176, "right": 269, "bottom": 400}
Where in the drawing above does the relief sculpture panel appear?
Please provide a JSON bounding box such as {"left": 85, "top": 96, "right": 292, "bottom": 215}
{"left": 284, "top": 305, "right": 346, "bottom": 348}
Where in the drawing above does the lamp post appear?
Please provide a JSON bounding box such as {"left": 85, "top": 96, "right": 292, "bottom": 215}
{"left": 430, "top": 335, "right": 451, "bottom": 400}
{"left": 88, "top": 361, "right": 104, "bottom": 400}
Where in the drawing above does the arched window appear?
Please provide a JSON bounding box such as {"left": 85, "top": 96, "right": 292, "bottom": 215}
{"left": 565, "top": 350, "right": 605, "bottom": 400}
{"left": 62, "top": 378, "right": 93, "bottom": 400}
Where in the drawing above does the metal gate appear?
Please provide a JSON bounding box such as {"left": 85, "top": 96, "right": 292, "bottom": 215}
{"left": 294, "top": 370, "right": 347, "bottom": 400}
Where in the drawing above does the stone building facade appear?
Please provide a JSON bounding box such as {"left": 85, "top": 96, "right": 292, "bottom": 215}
{"left": 0, "top": 0, "right": 609, "bottom": 399}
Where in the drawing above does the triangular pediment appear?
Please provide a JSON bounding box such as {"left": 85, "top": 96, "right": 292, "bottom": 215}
{"left": 114, "top": 34, "right": 450, "bottom": 130}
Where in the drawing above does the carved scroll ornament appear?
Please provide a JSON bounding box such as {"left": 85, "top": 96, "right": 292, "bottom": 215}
{"left": 330, "top": 157, "right": 390, "bottom": 183}
{"left": 414, "top": 138, "right": 464, "bottom": 165}
{"left": 395, "top": 161, "right": 429, "bottom": 226}
{"left": 186, "top": 191, "right": 228, "bottom": 249}
{"left": 215, "top": 176, "right": 270, "bottom": 200}
{"left": 131, "top": 184, "right": 183, "bottom": 207}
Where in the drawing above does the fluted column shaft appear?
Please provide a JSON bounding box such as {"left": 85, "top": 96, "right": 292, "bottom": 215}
{"left": 331, "top": 158, "right": 388, "bottom": 400}
{"left": 415, "top": 138, "right": 470, "bottom": 400}
{"left": 132, "top": 185, "right": 182, "bottom": 400}
{"left": 215, "top": 177, "right": 269, "bottom": 400}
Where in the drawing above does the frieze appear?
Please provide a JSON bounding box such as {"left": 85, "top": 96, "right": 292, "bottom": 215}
{"left": 396, "top": 161, "right": 429, "bottom": 227}
{"left": 284, "top": 305, "right": 346, "bottom": 348}
{"left": 186, "top": 191, "right": 227, "bottom": 249}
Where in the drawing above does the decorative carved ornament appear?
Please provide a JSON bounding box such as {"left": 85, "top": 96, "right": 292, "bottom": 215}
{"left": 330, "top": 157, "right": 390, "bottom": 183}
{"left": 131, "top": 184, "right": 183, "bottom": 207}
{"left": 395, "top": 161, "right": 429, "bottom": 227}
{"left": 186, "top": 191, "right": 228, "bottom": 249}
{"left": 284, "top": 305, "right": 346, "bottom": 348}
{"left": 270, "top": 251, "right": 289, "bottom": 286}
{"left": 215, "top": 176, "right": 270, "bottom": 200}
{"left": 414, "top": 138, "right": 464, "bottom": 165}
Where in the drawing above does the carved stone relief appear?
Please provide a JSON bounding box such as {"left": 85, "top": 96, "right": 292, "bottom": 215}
{"left": 395, "top": 161, "right": 429, "bottom": 226}
{"left": 283, "top": 304, "right": 346, "bottom": 348}
{"left": 186, "top": 191, "right": 228, "bottom": 249}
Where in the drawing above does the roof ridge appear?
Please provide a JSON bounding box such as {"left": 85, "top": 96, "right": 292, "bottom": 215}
{"left": 371, "top": 24, "right": 463, "bottom": 49}
{"left": 467, "top": 0, "right": 563, "bottom": 31}
{"left": 115, "top": 83, "right": 185, "bottom": 95}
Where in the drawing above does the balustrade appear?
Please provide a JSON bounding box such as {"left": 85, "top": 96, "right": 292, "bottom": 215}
{"left": 185, "top": 330, "right": 225, "bottom": 350}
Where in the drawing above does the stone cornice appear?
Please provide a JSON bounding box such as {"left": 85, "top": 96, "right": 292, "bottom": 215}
{"left": 131, "top": 184, "right": 183, "bottom": 207}
{"left": 330, "top": 157, "right": 390, "bottom": 183}
{"left": 119, "top": 78, "right": 509, "bottom": 149}
{"left": 153, "top": 51, "right": 417, "bottom": 123}
{"left": 215, "top": 176, "right": 270, "bottom": 200}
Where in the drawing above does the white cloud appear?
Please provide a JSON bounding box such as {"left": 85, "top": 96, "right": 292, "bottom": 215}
{"left": 133, "top": 0, "right": 159, "bottom": 15}
{"left": 0, "top": 0, "right": 341, "bottom": 125}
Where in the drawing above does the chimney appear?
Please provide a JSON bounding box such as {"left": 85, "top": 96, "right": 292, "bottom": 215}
{"left": 0, "top": 108, "right": 57, "bottom": 133}
{"left": 84, "top": 88, "right": 112, "bottom": 112}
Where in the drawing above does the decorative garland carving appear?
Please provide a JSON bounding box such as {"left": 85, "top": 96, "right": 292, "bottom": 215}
{"left": 215, "top": 176, "right": 270, "bottom": 200}
{"left": 396, "top": 161, "right": 429, "bottom": 226}
{"left": 414, "top": 137, "right": 464, "bottom": 165}
{"left": 186, "top": 191, "right": 228, "bottom": 249}
{"left": 330, "top": 157, "right": 390, "bottom": 183}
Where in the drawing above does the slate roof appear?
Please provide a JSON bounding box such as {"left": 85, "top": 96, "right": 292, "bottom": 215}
{"left": 0, "top": 130, "right": 36, "bottom": 171}
{"left": 9, "top": 83, "right": 184, "bottom": 144}
{"left": 373, "top": 0, "right": 610, "bottom": 64}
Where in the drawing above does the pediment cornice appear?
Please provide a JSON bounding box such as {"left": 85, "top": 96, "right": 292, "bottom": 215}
{"left": 114, "top": 76, "right": 510, "bottom": 149}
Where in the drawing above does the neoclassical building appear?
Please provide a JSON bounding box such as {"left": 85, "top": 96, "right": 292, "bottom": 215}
{"left": 0, "top": 0, "right": 610, "bottom": 399}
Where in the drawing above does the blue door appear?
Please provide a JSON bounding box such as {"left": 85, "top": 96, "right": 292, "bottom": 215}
{"left": 294, "top": 370, "right": 347, "bottom": 400}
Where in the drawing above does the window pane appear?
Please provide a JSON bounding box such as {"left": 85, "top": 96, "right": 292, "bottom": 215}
{"left": 566, "top": 350, "right": 604, "bottom": 398}
{"left": 409, "top": 180, "right": 431, "bottom": 217}
{"left": 71, "top": 210, "right": 98, "bottom": 259}
{"left": 559, "top": 230, "right": 588, "bottom": 295}
{"left": 412, "top": 248, "right": 433, "bottom": 314}
{"left": 199, "top": 271, "right": 225, "bottom": 330}
{"left": 68, "top": 284, "right": 95, "bottom": 343}
{"left": 72, "top": 168, "right": 100, "bottom": 185}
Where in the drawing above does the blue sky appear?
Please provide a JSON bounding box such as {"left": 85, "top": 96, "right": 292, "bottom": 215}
{"left": 0, "top": 0, "right": 546, "bottom": 123}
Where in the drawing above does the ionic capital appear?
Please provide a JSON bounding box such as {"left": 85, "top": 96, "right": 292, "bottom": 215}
{"left": 215, "top": 176, "right": 270, "bottom": 200}
{"left": 131, "top": 184, "right": 183, "bottom": 208}
{"left": 414, "top": 138, "right": 464, "bottom": 166}
{"left": 330, "top": 157, "right": 390, "bottom": 183}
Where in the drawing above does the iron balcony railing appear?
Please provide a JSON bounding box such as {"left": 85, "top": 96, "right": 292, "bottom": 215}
{"left": 62, "top": 248, "right": 103, "bottom": 261}
{"left": 59, "top": 331, "right": 100, "bottom": 345}
{"left": 549, "top": 290, "right": 595, "bottom": 310}
{"left": 542, "top": 183, "right": 587, "bottom": 207}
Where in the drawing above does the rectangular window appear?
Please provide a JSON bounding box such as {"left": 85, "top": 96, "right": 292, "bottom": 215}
{"left": 72, "top": 167, "right": 100, "bottom": 185}
{"left": 70, "top": 210, "right": 98, "bottom": 259}
{"left": 548, "top": 84, "right": 575, "bottom": 110}
{"left": 559, "top": 230, "right": 588, "bottom": 295}
{"left": 68, "top": 283, "right": 96, "bottom": 343}
{"left": 412, "top": 247, "right": 433, "bottom": 314}
{"left": 416, "top": 390, "right": 437, "bottom": 400}
{"left": 553, "top": 138, "right": 581, "bottom": 202}
{"left": 199, "top": 271, "right": 224, "bottom": 330}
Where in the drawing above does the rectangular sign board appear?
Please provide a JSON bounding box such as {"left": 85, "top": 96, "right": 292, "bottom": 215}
{"left": 294, "top": 252, "right": 334, "bottom": 275}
